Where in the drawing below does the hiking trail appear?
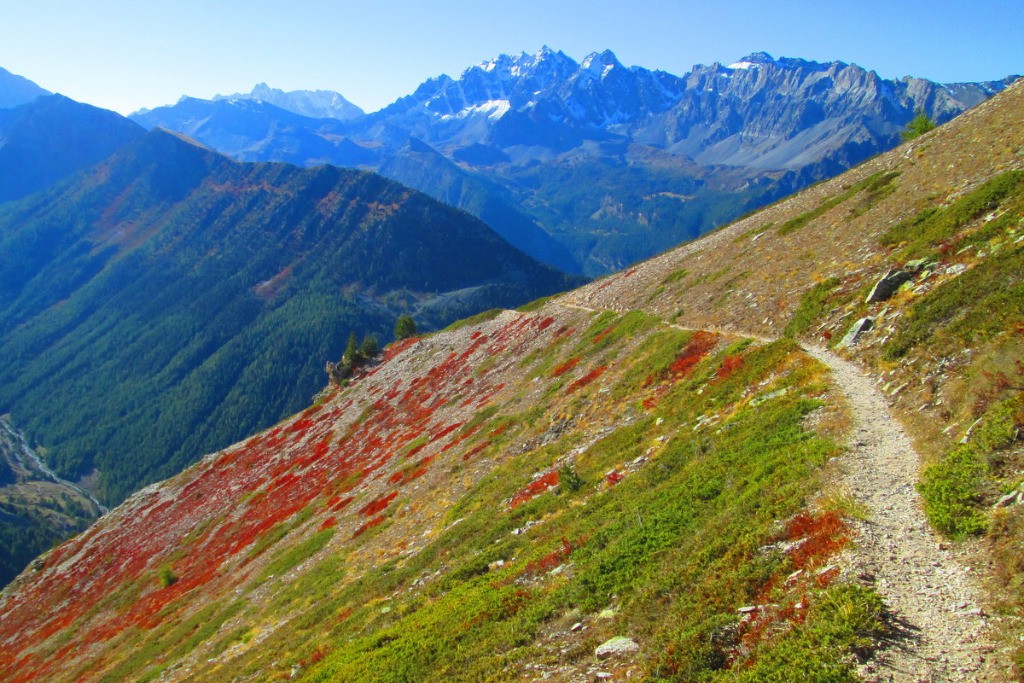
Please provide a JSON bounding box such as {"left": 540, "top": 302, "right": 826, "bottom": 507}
{"left": 558, "top": 300, "right": 994, "bottom": 681}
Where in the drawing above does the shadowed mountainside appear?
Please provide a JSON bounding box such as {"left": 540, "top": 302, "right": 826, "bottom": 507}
{"left": 0, "top": 129, "right": 579, "bottom": 509}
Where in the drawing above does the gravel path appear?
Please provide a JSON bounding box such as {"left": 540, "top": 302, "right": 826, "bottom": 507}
{"left": 560, "top": 300, "right": 996, "bottom": 680}
{"left": 803, "top": 344, "right": 994, "bottom": 682}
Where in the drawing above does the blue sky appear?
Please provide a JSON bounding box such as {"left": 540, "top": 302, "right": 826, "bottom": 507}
{"left": 1, "top": 0, "right": 1021, "bottom": 115}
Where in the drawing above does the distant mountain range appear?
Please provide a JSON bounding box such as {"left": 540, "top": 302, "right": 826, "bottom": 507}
{"left": 211, "top": 82, "right": 365, "bottom": 120}
{"left": 132, "top": 48, "right": 1019, "bottom": 274}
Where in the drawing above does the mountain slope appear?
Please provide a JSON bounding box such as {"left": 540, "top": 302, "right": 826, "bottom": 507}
{"left": 132, "top": 96, "right": 376, "bottom": 167}
{"left": 0, "top": 129, "right": 578, "bottom": 508}
{"left": 378, "top": 137, "right": 581, "bottom": 273}
{"left": 0, "top": 297, "right": 866, "bottom": 683}
{"left": 133, "top": 103, "right": 583, "bottom": 272}
{"left": 130, "top": 50, "right": 1016, "bottom": 275}
{"left": 0, "top": 94, "right": 145, "bottom": 202}
{"left": 2, "top": 67, "right": 1022, "bottom": 683}
{"left": 0, "top": 66, "right": 49, "bottom": 109}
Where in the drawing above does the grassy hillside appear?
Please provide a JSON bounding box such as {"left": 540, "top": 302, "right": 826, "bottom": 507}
{"left": 1, "top": 80, "right": 1021, "bottom": 682}
{"left": 0, "top": 305, "right": 881, "bottom": 682}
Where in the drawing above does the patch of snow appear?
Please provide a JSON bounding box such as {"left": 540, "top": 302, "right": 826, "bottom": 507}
{"left": 727, "top": 61, "right": 759, "bottom": 70}
{"left": 440, "top": 99, "right": 511, "bottom": 121}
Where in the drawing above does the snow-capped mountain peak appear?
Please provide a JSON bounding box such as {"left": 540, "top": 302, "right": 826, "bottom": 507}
{"left": 727, "top": 52, "right": 777, "bottom": 70}
{"left": 580, "top": 49, "right": 623, "bottom": 78}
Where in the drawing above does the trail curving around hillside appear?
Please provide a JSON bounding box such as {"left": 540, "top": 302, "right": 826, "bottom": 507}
{"left": 803, "top": 345, "right": 993, "bottom": 682}
{"left": 558, "top": 300, "right": 994, "bottom": 681}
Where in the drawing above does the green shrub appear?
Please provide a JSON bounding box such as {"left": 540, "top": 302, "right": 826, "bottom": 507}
{"left": 558, "top": 464, "right": 584, "bottom": 493}
{"left": 515, "top": 295, "right": 556, "bottom": 313}
{"left": 260, "top": 528, "right": 335, "bottom": 580}
{"left": 733, "top": 584, "right": 885, "bottom": 683}
{"left": 778, "top": 173, "right": 898, "bottom": 237}
{"left": 360, "top": 334, "right": 379, "bottom": 358}
{"left": 395, "top": 314, "right": 417, "bottom": 340}
{"left": 158, "top": 564, "right": 177, "bottom": 588}
{"left": 972, "top": 394, "right": 1024, "bottom": 454}
{"left": 918, "top": 446, "right": 988, "bottom": 538}
{"left": 880, "top": 170, "right": 1024, "bottom": 255}
{"left": 784, "top": 277, "right": 841, "bottom": 338}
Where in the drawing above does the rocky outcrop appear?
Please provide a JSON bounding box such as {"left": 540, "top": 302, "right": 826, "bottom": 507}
{"left": 865, "top": 260, "right": 935, "bottom": 303}
{"left": 839, "top": 317, "right": 874, "bottom": 347}
{"left": 594, "top": 636, "right": 641, "bottom": 659}
{"left": 865, "top": 269, "right": 914, "bottom": 303}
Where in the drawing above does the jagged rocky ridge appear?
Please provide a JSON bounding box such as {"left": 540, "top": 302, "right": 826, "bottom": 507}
{"left": 132, "top": 49, "right": 1017, "bottom": 274}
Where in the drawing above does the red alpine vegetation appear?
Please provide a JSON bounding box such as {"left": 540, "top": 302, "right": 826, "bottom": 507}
{"left": 461, "top": 441, "right": 491, "bottom": 461}
{"left": 353, "top": 515, "right": 386, "bottom": 538}
{"left": 568, "top": 365, "right": 608, "bottom": 393}
{"left": 523, "top": 538, "right": 577, "bottom": 576}
{"left": 642, "top": 331, "right": 719, "bottom": 410}
{"left": 552, "top": 357, "right": 581, "bottom": 377}
{"left": 605, "top": 470, "right": 625, "bottom": 486}
{"left": 593, "top": 326, "right": 616, "bottom": 344}
{"left": 509, "top": 470, "right": 560, "bottom": 509}
{"left": 667, "top": 331, "right": 717, "bottom": 377}
{"left": 0, "top": 310, "right": 561, "bottom": 680}
{"left": 784, "top": 510, "right": 850, "bottom": 571}
{"left": 714, "top": 354, "right": 744, "bottom": 382}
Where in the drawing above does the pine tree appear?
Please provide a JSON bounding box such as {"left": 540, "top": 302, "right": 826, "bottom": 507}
{"left": 902, "top": 109, "right": 937, "bottom": 141}
{"left": 394, "top": 314, "right": 417, "bottom": 340}
{"left": 343, "top": 331, "right": 360, "bottom": 365}
{"left": 360, "top": 334, "right": 379, "bottom": 358}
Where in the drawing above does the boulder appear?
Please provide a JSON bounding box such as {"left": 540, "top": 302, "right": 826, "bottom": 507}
{"left": 838, "top": 317, "right": 874, "bottom": 348}
{"left": 595, "top": 636, "right": 640, "bottom": 659}
{"left": 995, "top": 491, "right": 1020, "bottom": 508}
{"left": 865, "top": 269, "right": 913, "bottom": 303}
